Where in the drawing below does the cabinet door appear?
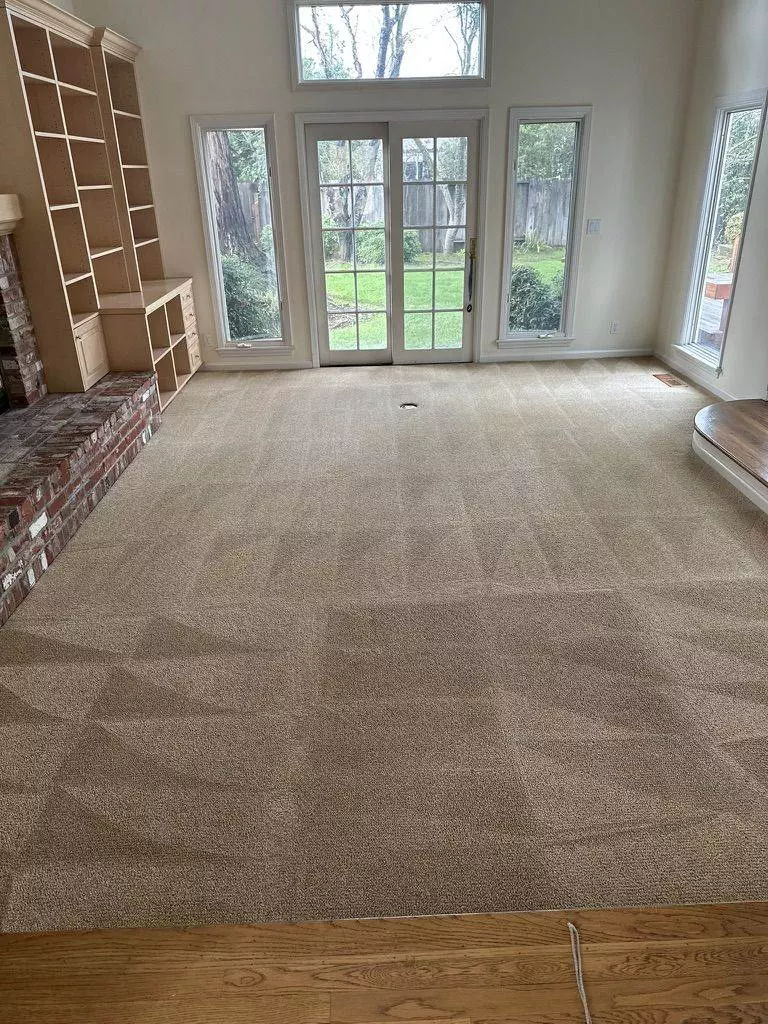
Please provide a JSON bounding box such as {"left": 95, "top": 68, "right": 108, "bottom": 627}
{"left": 74, "top": 316, "right": 109, "bottom": 389}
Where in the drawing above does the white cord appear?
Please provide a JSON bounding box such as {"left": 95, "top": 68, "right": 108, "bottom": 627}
{"left": 568, "top": 922, "right": 593, "bottom": 1024}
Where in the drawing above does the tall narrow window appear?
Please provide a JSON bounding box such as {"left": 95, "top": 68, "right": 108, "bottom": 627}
{"left": 684, "top": 97, "right": 765, "bottom": 363}
{"left": 499, "top": 107, "right": 590, "bottom": 344}
{"left": 293, "top": 2, "right": 488, "bottom": 84}
{"left": 191, "top": 116, "right": 288, "bottom": 348}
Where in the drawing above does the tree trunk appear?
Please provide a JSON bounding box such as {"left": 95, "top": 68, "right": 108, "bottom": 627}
{"left": 208, "top": 132, "right": 259, "bottom": 260}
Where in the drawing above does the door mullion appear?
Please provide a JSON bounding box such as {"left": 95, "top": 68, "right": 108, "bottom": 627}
{"left": 389, "top": 126, "right": 405, "bottom": 365}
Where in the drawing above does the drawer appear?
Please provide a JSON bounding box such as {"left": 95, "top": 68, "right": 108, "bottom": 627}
{"left": 183, "top": 309, "right": 197, "bottom": 334}
{"left": 187, "top": 337, "right": 202, "bottom": 370}
{"left": 74, "top": 316, "right": 109, "bottom": 389}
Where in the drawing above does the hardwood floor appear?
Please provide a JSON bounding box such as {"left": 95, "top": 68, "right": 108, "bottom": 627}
{"left": 696, "top": 399, "right": 768, "bottom": 487}
{"left": 2, "top": 903, "right": 768, "bottom": 1022}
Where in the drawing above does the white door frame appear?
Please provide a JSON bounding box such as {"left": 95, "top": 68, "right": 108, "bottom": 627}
{"left": 296, "top": 108, "right": 489, "bottom": 368}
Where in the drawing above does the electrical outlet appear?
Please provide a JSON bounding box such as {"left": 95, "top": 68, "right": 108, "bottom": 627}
{"left": 609, "top": 321, "right": 619, "bottom": 335}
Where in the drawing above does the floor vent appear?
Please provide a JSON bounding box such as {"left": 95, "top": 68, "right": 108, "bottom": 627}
{"left": 654, "top": 372, "right": 687, "bottom": 388}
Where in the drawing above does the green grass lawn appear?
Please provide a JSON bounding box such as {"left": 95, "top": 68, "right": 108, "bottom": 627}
{"left": 513, "top": 245, "right": 566, "bottom": 286}
{"left": 325, "top": 269, "right": 464, "bottom": 313}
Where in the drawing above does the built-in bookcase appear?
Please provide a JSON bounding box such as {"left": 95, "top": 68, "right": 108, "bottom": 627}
{"left": 0, "top": 0, "right": 201, "bottom": 400}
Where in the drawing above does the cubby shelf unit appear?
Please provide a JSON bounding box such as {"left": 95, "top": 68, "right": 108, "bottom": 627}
{"left": 0, "top": 0, "right": 202, "bottom": 395}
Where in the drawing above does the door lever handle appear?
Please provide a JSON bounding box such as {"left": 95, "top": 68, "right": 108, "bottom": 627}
{"left": 466, "top": 237, "right": 477, "bottom": 313}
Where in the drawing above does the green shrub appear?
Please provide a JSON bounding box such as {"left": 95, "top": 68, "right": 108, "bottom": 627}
{"left": 508, "top": 266, "right": 561, "bottom": 332}
{"left": 221, "top": 253, "right": 280, "bottom": 341}
{"left": 353, "top": 228, "right": 422, "bottom": 266}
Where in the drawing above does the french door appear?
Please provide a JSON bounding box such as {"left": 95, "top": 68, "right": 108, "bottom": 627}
{"left": 306, "top": 119, "right": 480, "bottom": 366}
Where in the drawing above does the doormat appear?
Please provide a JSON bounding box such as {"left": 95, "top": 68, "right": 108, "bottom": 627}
{"left": 654, "top": 372, "right": 687, "bottom": 388}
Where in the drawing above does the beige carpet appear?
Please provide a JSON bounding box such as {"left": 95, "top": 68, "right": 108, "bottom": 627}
{"left": 1, "top": 357, "right": 768, "bottom": 933}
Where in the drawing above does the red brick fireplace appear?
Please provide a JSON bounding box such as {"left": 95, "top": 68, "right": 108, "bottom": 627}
{"left": 0, "top": 196, "right": 162, "bottom": 625}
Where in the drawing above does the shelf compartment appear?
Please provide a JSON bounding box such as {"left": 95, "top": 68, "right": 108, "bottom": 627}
{"left": 12, "top": 18, "right": 55, "bottom": 79}
{"left": 50, "top": 34, "right": 96, "bottom": 93}
{"left": 24, "top": 77, "right": 65, "bottom": 135}
{"left": 166, "top": 294, "right": 185, "bottom": 336}
{"left": 61, "top": 90, "right": 104, "bottom": 140}
{"left": 105, "top": 54, "right": 140, "bottom": 117}
{"left": 66, "top": 274, "right": 98, "bottom": 324}
{"left": 80, "top": 188, "right": 122, "bottom": 249}
{"left": 172, "top": 337, "right": 193, "bottom": 378}
{"left": 152, "top": 345, "right": 171, "bottom": 363}
{"left": 37, "top": 134, "right": 77, "bottom": 207}
{"left": 92, "top": 248, "right": 131, "bottom": 297}
{"left": 154, "top": 346, "right": 178, "bottom": 402}
{"left": 147, "top": 305, "right": 171, "bottom": 356}
{"left": 130, "top": 204, "right": 158, "bottom": 243}
{"left": 64, "top": 270, "right": 92, "bottom": 285}
{"left": 51, "top": 206, "right": 90, "bottom": 277}
{"left": 137, "top": 238, "right": 163, "bottom": 281}
{"left": 122, "top": 165, "right": 153, "bottom": 208}
{"left": 115, "top": 116, "right": 147, "bottom": 167}
{"left": 70, "top": 138, "right": 111, "bottom": 187}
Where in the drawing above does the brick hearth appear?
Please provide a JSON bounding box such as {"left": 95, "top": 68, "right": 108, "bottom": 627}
{"left": 0, "top": 373, "right": 161, "bottom": 624}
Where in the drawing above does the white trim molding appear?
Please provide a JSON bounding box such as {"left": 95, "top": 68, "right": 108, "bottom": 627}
{"left": 679, "top": 88, "right": 767, "bottom": 372}
{"left": 499, "top": 105, "right": 592, "bottom": 347}
{"left": 692, "top": 431, "right": 768, "bottom": 515}
{"left": 479, "top": 346, "right": 652, "bottom": 363}
{"left": 661, "top": 346, "right": 736, "bottom": 400}
{"left": 189, "top": 113, "right": 293, "bottom": 352}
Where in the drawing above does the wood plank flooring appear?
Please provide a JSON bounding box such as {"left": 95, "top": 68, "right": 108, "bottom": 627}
{"left": 696, "top": 398, "right": 768, "bottom": 487}
{"left": 2, "top": 903, "right": 768, "bottom": 1022}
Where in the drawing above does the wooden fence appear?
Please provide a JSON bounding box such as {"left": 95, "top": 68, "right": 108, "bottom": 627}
{"left": 514, "top": 178, "right": 573, "bottom": 248}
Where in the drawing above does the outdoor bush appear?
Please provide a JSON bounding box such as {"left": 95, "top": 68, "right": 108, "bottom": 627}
{"left": 221, "top": 253, "right": 280, "bottom": 341}
{"left": 354, "top": 228, "right": 422, "bottom": 266}
{"left": 508, "top": 266, "right": 561, "bottom": 332}
{"left": 259, "top": 224, "right": 274, "bottom": 259}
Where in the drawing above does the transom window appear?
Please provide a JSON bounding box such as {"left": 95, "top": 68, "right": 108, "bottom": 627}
{"left": 293, "top": 2, "right": 489, "bottom": 84}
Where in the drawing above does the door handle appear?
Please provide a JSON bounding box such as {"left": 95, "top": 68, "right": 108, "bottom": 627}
{"left": 466, "top": 237, "right": 477, "bottom": 313}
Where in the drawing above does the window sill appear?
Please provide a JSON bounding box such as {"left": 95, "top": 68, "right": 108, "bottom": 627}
{"left": 672, "top": 343, "right": 718, "bottom": 374}
{"left": 497, "top": 336, "right": 574, "bottom": 350}
{"left": 217, "top": 342, "right": 294, "bottom": 356}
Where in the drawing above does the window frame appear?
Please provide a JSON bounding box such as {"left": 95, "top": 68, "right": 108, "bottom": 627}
{"left": 288, "top": 0, "right": 493, "bottom": 89}
{"left": 498, "top": 105, "right": 591, "bottom": 347}
{"left": 680, "top": 90, "right": 766, "bottom": 369}
{"left": 190, "top": 113, "right": 292, "bottom": 352}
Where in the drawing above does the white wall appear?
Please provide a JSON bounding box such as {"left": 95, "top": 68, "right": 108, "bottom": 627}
{"left": 658, "top": 0, "right": 768, "bottom": 399}
{"left": 72, "top": 0, "right": 698, "bottom": 369}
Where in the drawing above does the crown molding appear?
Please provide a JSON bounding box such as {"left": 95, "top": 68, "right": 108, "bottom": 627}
{"left": 93, "top": 26, "right": 141, "bottom": 61}
{"left": 1, "top": 0, "right": 94, "bottom": 45}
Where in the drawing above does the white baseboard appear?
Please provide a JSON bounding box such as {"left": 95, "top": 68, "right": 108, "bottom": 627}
{"left": 658, "top": 347, "right": 735, "bottom": 400}
{"left": 201, "top": 358, "right": 314, "bottom": 372}
{"left": 478, "top": 346, "right": 653, "bottom": 363}
{"left": 692, "top": 432, "right": 768, "bottom": 515}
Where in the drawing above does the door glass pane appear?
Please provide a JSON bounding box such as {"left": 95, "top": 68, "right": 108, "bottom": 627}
{"left": 351, "top": 138, "right": 384, "bottom": 183}
{"left": 321, "top": 186, "right": 354, "bottom": 228}
{"left": 203, "top": 127, "right": 283, "bottom": 342}
{"left": 318, "top": 139, "right": 351, "bottom": 184}
{"left": 507, "top": 120, "right": 577, "bottom": 334}
{"left": 404, "top": 271, "right": 434, "bottom": 310}
{"left": 328, "top": 312, "right": 357, "bottom": 350}
{"left": 403, "top": 138, "right": 434, "bottom": 180}
{"left": 326, "top": 272, "right": 356, "bottom": 311}
{"left": 355, "top": 229, "right": 386, "bottom": 268}
{"left": 436, "top": 137, "right": 468, "bottom": 181}
{"left": 404, "top": 312, "right": 433, "bottom": 350}
{"left": 356, "top": 272, "right": 386, "bottom": 310}
{"left": 404, "top": 184, "right": 434, "bottom": 227}
{"left": 689, "top": 107, "right": 762, "bottom": 359}
{"left": 435, "top": 311, "right": 463, "bottom": 349}
{"left": 435, "top": 231, "right": 465, "bottom": 269}
{"left": 436, "top": 184, "right": 466, "bottom": 226}
{"left": 359, "top": 312, "right": 388, "bottom": 350}
{"left": 353, "top": 184, "right": 384, "bottom": 226}
{"left": 323, "top": 230, "right": 353, "bottom": 269}
{"left": 405, "top": 229, "right": 431, "bottom": 267}
{"left": 434, "top": 270, "right": 463, "bottom": 309}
